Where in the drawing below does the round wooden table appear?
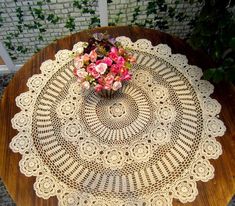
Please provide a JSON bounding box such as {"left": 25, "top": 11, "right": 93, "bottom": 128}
{"left": 0, "top": 26, "right": 235, "bottom": 206}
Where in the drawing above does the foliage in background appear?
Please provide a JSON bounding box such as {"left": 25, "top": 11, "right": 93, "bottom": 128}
{"left": 1, "top": 0, "right": 201, "bottom": 62}
{"left": 0, "top": 10, "right": 3, "bottom": 27}
{"left": 130, "top": 0, "right": 189, "bottom": 30}
{"left": 188, "top": 0, "right": 235, "bottom": 83}
{"left": 2, "top": 0, "right": 99, "bottom": 60}
{"left": 73, "top": 0, "right": 100, "bottom": 28}
{"left": 3, "top": 0, "right": 62, "bottom": 58}
{"left": 65, "top": 16, "right": 75, "bottom": 32}
{"left": 109, "top": 11, "right": 123, "bottom": 26}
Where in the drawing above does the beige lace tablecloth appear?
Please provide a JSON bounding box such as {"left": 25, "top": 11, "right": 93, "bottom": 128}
{"left": 10, "top": 37, "right": 226, "bottom": 206}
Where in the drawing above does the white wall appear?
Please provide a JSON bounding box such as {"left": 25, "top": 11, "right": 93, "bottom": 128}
{"left": 0, "top": 0, "right": 202, "bottom": 66}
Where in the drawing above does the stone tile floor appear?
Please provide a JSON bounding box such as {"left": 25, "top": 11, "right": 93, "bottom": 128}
{"left": 0, "top": 73, "right": 235, "bottom": 206}
{"left": 229, "top": 195, "right": 235, "bottom": 206}
{"left": 0, "top": 179, "right": 15, "bottom": 206}
{"left": 0, "top": 73, "right": 14, "bottom": 99}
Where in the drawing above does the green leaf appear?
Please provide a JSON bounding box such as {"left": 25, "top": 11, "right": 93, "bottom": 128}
{"left": 36, "top": 1, "right": 43, "bottom": 6}
{"left": 203, "top": 68, "right": 215, "bottom": 80}
{"left": 226, "top": 66, "right": 235, "bottom": 81}
{"left": 47, "top": 14, "right": 60, "bottom": 24}
{"left": 39, "top": 27, "right": 46, "bottom": 33}
{"left": 229, "top": 37, "right": 235, "bottom": 50}
{"left": 168, "top": 7, "right": 175, "bottom": 18}
{"left": 73, "top": 0, "right": 82, "bottom": 9}
{"left": 17, "top": 45, "right": 23, "bottom": 51}
{"left": 124, "top": 62, "right": 131, "bottom": 69}
{"left": 38, "top": 35, "right": 44, "bottom": 41}
{"left": 212, "top": 68, "right": 224, "bottom": 83}
{"left": 65, "top": 16, "right": 75, "bottom": 32}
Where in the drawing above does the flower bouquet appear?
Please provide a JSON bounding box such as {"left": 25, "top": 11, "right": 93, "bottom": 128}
{"left": 72, "top": 33, "right": 136, "bottom": 97}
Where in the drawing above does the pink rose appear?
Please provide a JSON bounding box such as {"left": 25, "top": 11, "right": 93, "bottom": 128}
{"left": 95, "top": 60, "right": 102, "bottom": 65}
{"left": 121, "top": 70, "right": 132, "bottom": 81}
{"left": 82, "top": 81, "right": 90, "bottom": 90}
{"left": 74, "top": 56, "right": 84, "bottom": 69}
{"left": 83, "top": 54, "right": 90, "bottom": 62}
{"left": 108, "top": 52, "right": 118, "bottom": 62}
{"left": 105, "top": 73, "right": 114, "bottom": 85}
{"left": 110, "top": 64, "right": 120, "bottom": 74}
{"left": 91, "top": 69, "right": 100, "bottom": 79}
{"left": 122, "top": 73, "right": 132, "bottom": 81}
{"left": 94, "top": 84, "right": 103, "bottom": 92}
{"left": 98, "top": 77, "right": 105, "bottom": 85}
{"left": 95, "top": 63, "right": 107, "bottom": 74}
{"left": 112, "top": 81, "right": 122, "bottom": 91}
{"left": 102, "top": 57, "right": 113, "bottom": 66}
{"left": 104, "top": 84, "right": 112, "bottom": 90}
{"left": 111, "top": 47, "right": 118, "bottom": 54}
{"left": 86, "top": 63, "right": 96, "bottom": 73}
{"left": 117, "top": 56, "right": 125, "bottom": 66}
{"left": 89, "top": 49, "right": 97, "bottom": 62}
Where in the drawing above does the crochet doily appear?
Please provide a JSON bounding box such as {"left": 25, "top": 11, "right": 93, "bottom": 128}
{"left": 10, "top": 37, "right": 226, "bottom": 206}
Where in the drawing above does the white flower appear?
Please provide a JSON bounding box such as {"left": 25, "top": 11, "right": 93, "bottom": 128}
{"left": 82, "top": 81, "right": 90, "bottom": 90}
{"left": 76, "top": 68, "right": 88, "bottom": 78}
{"left": 95, "top": 63, "right": 107, "bottom": 74}
{"left": 74, "top": 57, "right": 84, "bottom": 69}
{"left": 112, "top": 81, "right": 122, "bottom": 91}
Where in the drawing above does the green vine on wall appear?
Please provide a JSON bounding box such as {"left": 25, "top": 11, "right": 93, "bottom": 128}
{"left": 73, "top": 0, "right": 100, "bottom": 28}
{"left": 16, "top": 7, "right": 24, "bottom": 32}
{"left": 130, "top": 0, "right": 191, "bottom": 30}
{"left": 0, "top": 10, "right": 3, "bottom": 27}
{"left": 47, "top": 13, "right": 60, "bottom": 24}
{"left": 131, "top": 6, "right": 140, "bottom": 24}
{"left": 1, "top": 0, "right": 202, "bottom": 63}
{"left": 109, "top": 11, "right": 123, "bottom": 26}
{"left": 3, "top": 0, "right": 99, "bottom": 61}
{"left": 3, "top": 0, "right": 61, "bottom": 58}
{"left": 65, "top": 16, "right": 75, "bottom": 32}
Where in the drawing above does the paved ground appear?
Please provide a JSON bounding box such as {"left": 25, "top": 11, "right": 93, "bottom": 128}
{"left": 0, "top": 73, "right": 14, "bottom": 99}
{"left": 0, "top": 179, "right": 15, "bottom": 206}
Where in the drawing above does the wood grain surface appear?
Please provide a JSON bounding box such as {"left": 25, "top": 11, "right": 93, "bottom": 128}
{"left": 0, "top": 26, "right": 234, "bottom": 206}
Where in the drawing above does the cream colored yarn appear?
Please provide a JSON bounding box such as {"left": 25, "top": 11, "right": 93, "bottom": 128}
{"left": 10, "top": 37, "right": 226, "bottom": 206}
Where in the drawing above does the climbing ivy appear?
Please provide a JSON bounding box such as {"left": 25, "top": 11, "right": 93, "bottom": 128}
{"left": 0, "top": 10, "right": 3, "bottom": 27}
{"left": 65, "top": 16, "right": 75, "bottom": 32}
{"left": 16, "top": 7, "right": 24, "bottom": 32}
{"left": 1, "top": 0, "right": 201, "bottom": 62}
{"left": 3, "top": 0, "right": 61, "bottom": 57}
{"left": 131, "top": 6, "right": 140, "bottom": 24}
{"left": 47, "top": 13, "right": 60, "bottom": 24}
{"left": 109, "top": 11, "right": 123, "bottom": 26}
{"left": 4, "top": 33, "right": 18, "bottom": 60}
{"left": 130, "top": 0, "right": 193, "bottom": 31}
{"left": 73, "top": 0, "right": 100, "bottom": 28}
